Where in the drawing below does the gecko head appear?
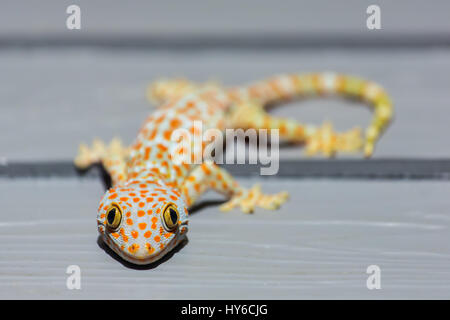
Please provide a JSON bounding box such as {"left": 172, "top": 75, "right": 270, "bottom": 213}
{"left": 96, "top": 180, "right": 189, "bottom": 265}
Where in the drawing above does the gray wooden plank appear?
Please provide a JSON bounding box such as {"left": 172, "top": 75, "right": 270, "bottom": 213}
{"left": 1, "top": 0, "right": 449, "bottom": 42}
{"left": 1, "top": 48, "right": 449, "bottom": 160}
{"left": 1, "top": 178, "right": 449, "bottom": 299}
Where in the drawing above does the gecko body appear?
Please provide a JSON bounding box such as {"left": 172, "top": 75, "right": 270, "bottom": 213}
{"left": 75, "top": 73, "right": 393, "bottom": 265}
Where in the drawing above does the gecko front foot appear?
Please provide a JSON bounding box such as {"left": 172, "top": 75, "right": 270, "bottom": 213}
{"left": 305, "top": 122, "right": 363, "bottom": 157}
{"left": 74, "top": 138, "right": 127, "bottom": 169}
{"left": 220, "top": 184, "right": 289, "bottom": 213}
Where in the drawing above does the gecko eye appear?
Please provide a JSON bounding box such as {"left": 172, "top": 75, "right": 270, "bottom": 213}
{"left": 106, "top": 203, "right": 122, "bottom": 230}
{"left": 162, "top": 204, "right": 179, "bottom": 231}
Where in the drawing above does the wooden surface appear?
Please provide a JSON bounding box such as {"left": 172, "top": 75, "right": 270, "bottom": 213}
{"left": 1, "top": 1, "right": 450, "bottom": 300}
{"left": 2, "top": 178, "right": 450, "bottom": 299}
{"left": 2, "top": 0, "right": 450, "bottom": 41}
{"left": 1, "top": 48, "right": 450, "bottom": 161}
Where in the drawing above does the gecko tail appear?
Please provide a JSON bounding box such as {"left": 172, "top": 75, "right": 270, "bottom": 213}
{"left": 229, "top": 72, "right": 393, "bottom": 157}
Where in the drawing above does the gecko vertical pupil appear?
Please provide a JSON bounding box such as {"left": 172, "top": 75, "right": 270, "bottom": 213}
{"left": 107, "top": 208, "right": 116, "bottom": 225}
{"left": 169, "top": 208, "right": 178, "bottom": 223}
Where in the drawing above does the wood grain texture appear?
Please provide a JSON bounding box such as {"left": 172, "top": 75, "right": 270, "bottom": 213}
{"left": 1, "top": 178, "right": 449, "bottom": 299}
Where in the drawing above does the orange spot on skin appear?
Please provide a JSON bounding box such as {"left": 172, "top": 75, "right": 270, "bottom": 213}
{"left": 133, "top": 197, "right": 140, "bottom": 203}
{"left": 154, "top": 235, "right": 161, "bottom": 242}
{"left": 120, "top": 197, "right": 129, "bottom": 201}
{"left": 160, "top": 243, "right": 164, "bottom": 249}
{"left": 151, "top": 223, "right": 157, "bottom": 230}
{"left": 100, "top": 214, "right": 106, "bottom": 219}
{"left": 170, "top": 118, "right": 181, "bottom": 128}
{"left": 173, "top": 166, "right": 182, "bottom": 176}
{"left": 157, "top": 143, "right": 168, "bottom": 152}
{"left": 146, "top": 197, "right": 154, "bottom": 203}
{"left": 137, "top": 210, "right": 145, "bottom": 217}
{"left": 129, "top": 193, "right": 136, "bottom": 197}
{"left": 140, "top": 183, "right": 147, "bottom": 189}
{"left": 131, "top": 230, "right": 139, "bottom": 239}
{"left": 139, "top": 202, "right": 145, "bottom": 208}
{"left": 111, "top": 232, "right": 119, "bottom": 238}
{"left": 108, "top": 193, "right": 118, "bottom": 199}
{"left": 151, "top": 217, "right": 158, "bottom": 223}
{"left": 119, "top": 228, "right": 129, "bottom": 242}
{"left": 128, "top": 243, "right": 140, "bottom": 254}
{"left": 158, "top": 197, "right": 166, "bottom": 202}
{"left": 156, "top": 208, "right": 161, "bottom": 214}
{"left": 126, "top": 212, "right": 131, "bottom": 217}
{"left": 147, "top": 209, "right": 153, "bottom": 215}
{"left": 170, "top": 195, "right": 178, "bottom": 201}
{"left": 201, "top": 163, "right": 211, "bottom": 175}
{"left": 280, "top": 123, "right": 287, "bottom": 135}
{"left": 126, "top": 218, "right": 133, "bottom": 225}
{"left": 138, "top": 223, "right": 147, "bottom": 230}
{"left": 144, "top": 231, "right": 152, "bottom": 238}
{"left": 163, "top": 130, "right": 172, "bottom": 140}
{"left": 145, "top": 243, "right": 155, "bottom": 254}
{"left": 144, "top": 147, "right": 151, "bottom": 161}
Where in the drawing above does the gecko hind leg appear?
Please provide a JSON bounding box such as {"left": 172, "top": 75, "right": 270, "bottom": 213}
{"left": 181, "top": 161, "right": 289, "bottom": 214}
{"left": 220, "top": 184, "right": 289, "bottom": 213}
{"left": 230, "top": 100, "right": 363, "bottom": 157}
{"left": 74, "top": 138, "right": 129, "bottom": 186}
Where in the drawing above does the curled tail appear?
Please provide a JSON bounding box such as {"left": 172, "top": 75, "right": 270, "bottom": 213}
{"left": 228, "top": 73, "right": 393, "bottom": 157}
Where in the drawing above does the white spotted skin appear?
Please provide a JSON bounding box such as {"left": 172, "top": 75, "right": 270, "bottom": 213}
{"left": 128, "top": 90, "right": 230, "bottom": 187}
{"left": 98, "top": 89, "right": 229, "bottom": 264}
{"left": 97, "top": 180, "right": 189, "bottom": 265}
{"left": 94, "top": 73, "right": 392, "bottom": 264}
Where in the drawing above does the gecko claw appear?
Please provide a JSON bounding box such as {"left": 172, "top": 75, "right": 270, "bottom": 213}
{"left": 220, "top": 184, "right": 289, "bottom": 213}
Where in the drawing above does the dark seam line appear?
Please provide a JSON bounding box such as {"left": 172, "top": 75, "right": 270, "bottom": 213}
{"left": 2, "top": 159, "right": 450, "bottom": 180}
{"left": 1, "top": 34, "right": 450, "bottom": 50}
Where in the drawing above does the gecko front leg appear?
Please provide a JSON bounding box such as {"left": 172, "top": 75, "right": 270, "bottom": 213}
{"left": 74, "top": 138, "right": 129, "bottom": 186}
{"left": 181, "top": 160, "right": 288, "bottom": 213}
